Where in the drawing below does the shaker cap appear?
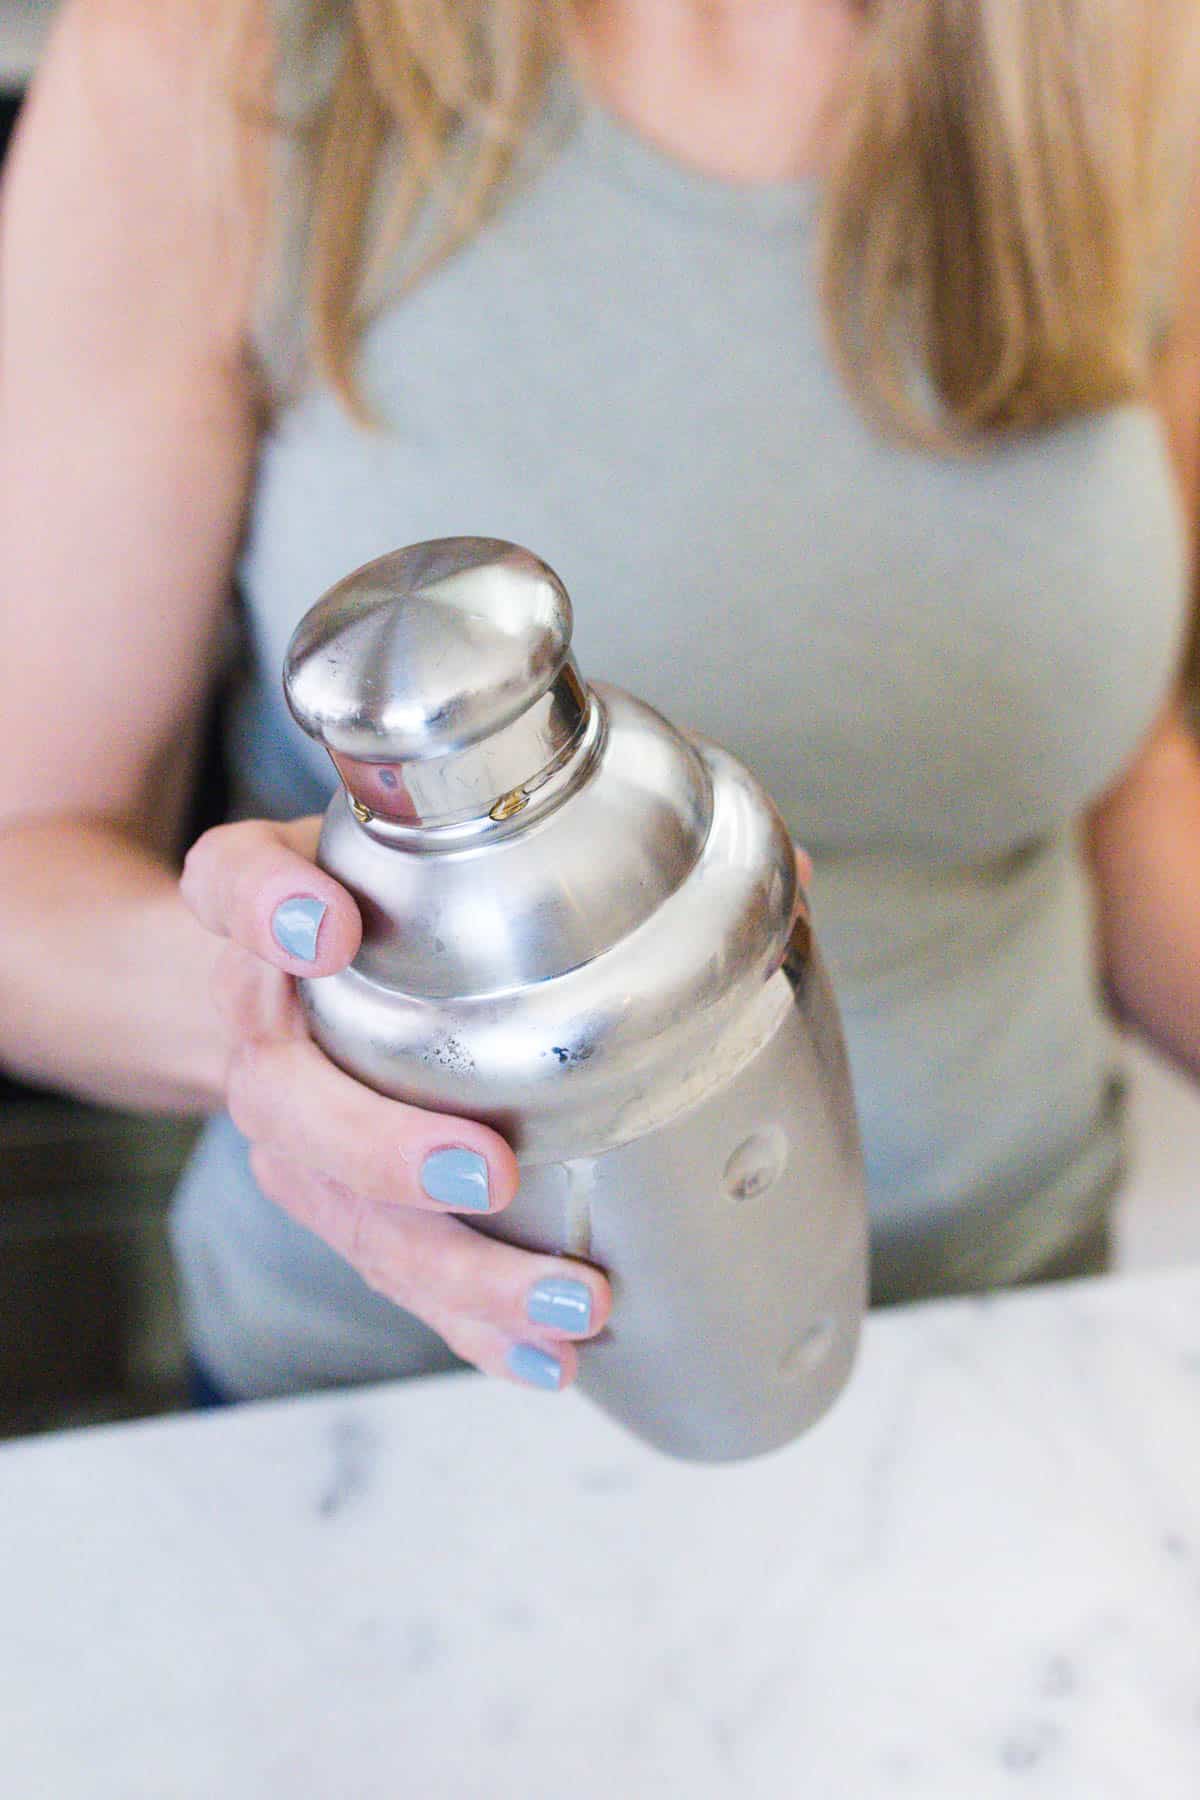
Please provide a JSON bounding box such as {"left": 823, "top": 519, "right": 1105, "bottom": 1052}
{"left": 284, "top": 537, "right": 573, "bottom": 761}
{"left": 283, "top": 538, "right": 591, "bottom": 833}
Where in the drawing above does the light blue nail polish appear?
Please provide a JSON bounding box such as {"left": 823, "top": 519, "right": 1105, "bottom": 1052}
{"left": 420, "top": 1147, "right": 491, "bottom": 1211}
{"left": 507, "top": 1343, "right": 563, "bottom": 1391}
{"left": 271, "top": 895, "right": 327, "bottom": 962}
{"left": 527, "top": 1277, "right": 592, "bottom": 1334}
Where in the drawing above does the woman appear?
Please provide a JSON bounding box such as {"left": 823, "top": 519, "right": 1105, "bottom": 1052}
{"left": 1, "top": 0, "right": 1197, "bottom": 1403}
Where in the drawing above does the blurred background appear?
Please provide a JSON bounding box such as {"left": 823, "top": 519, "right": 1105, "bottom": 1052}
{"left": 2, "top": 0, "right": 1199, "bottom": 1442}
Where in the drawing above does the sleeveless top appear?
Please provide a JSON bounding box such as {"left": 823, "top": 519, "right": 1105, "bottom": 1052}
{"left": 170, "top": 62, "right": 1189, "bottom": 1399}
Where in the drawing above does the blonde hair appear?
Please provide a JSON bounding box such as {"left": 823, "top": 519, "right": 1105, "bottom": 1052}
{"left": 229, "top": 0, "right": 1198, "bottom": 447}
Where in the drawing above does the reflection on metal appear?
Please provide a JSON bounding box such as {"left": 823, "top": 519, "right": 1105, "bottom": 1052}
{"left": 723, "top": 1126, "right": 789, "bottom": 1202}
{"left": 783, "top": 903, "right": 812, "bottom": 977}
{"left": 489, "top": 788, "right": 528, "bottom": 822}
{"left": 562, "top": 1157, "right": 597, "bottom": 1261}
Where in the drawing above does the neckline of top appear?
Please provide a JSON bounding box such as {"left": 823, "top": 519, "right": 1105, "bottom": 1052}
{"left": 541, "top": 60, "right": 821, "bottom": 233}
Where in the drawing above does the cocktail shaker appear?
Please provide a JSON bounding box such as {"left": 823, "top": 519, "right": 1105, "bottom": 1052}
{"left": 283, "top": 538, "right": 868, "bottom": 1461}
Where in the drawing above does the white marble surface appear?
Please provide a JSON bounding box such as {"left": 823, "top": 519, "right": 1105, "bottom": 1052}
{"left": 3, "top": 1264, "right": 1199, "bottom": 1799}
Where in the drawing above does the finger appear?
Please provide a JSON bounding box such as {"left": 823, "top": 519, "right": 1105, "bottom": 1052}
{"left": 181, "top": 817, "right": 361, "bottom": 976}
{"left": 795, "top": 844, "right": 813, "bottom": 889}
{"left": 211, "top": 942, "right": 309, "bottom": 1045}
{"left": 249, "top": 1145, "right": 610, "bottom": 1348}
{"left": 437, "top": 1315, "right": 580, "bottom": 1393}
{"left": 229, "top": 1033, "right": 521, "bottom": 1214}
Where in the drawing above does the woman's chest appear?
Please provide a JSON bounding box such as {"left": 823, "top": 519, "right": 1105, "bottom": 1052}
{"left": 245, "top": 185, "right": 1187, "bottom": 853}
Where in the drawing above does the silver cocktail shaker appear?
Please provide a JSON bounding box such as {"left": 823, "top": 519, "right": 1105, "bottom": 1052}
{"left": 283, "top": 538, "right": 868, "bottom": 1461}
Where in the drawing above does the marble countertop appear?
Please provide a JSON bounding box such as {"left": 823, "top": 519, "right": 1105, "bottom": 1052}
{"left": 3, "top": 1264, "right": 1199, "bottom": 1798}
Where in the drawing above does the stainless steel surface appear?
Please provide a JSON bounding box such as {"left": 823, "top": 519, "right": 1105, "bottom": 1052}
{"left": 285, "top": 538, "right": 869, "bottom": 1461}
{"left": 477, "top": 949, "right": 866, "bottom": 1459}
{"left": 305, "top": 685, "right": 708, "bottom": 1023}
{"left": 284, "top": 539, "right": 585, "bottom": 829}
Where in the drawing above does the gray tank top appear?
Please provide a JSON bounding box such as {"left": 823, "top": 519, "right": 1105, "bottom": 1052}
{"left": 171, "top": 63, "right": 1188, "bottom": 1397}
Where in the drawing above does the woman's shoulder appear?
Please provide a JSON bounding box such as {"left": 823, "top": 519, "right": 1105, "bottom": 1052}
{"left": 56, "top": 0, "right": 256, "bottom": 112}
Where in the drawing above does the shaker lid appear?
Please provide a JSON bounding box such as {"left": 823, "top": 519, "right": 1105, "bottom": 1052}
{"left": 284, "top": 538, "right": 574, "bottom": 762}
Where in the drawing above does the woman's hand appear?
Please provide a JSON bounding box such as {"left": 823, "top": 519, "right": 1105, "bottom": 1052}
{"left": 181, "top": 816, "right": 612, "bottom": 1392}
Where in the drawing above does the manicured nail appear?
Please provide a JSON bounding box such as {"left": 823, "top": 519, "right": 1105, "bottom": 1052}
{"left": 271, "top": 895, "right": 327, "bottom": 962}
{"left": 420, "top": 1147, "right": 491, "bottom": 1211}
{"left": 507, "top": 1343, "right": 563, "bottom": 1391}
{"left": 527, "top": 1276, "right": 592, "bottom": 1334}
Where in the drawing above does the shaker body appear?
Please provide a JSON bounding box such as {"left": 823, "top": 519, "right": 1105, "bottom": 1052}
{"left": 475, "top": 947, "right": 867, "bottom": 1460}
{"left": 300, "top": 717, "right": 869, "bottom": 1461}
{"left": 300, "top": 719, "right": 869, "bottom": 1462}
{"left": 284, "top": 541, "right": 870, "bottom": 1462}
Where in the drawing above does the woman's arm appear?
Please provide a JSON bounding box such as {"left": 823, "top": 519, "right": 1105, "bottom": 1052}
{"left": 1084, "top": 162, "right": 1200, "bottom": 1076}
{"left": 0, "top": 0, "right": 612, "bottom": 1381}
{"left": 1085, "top": 700, "right": 1200, "bottom": 1076}
{"left": 0, "top": 0, "right": 263, "bottom": 1110}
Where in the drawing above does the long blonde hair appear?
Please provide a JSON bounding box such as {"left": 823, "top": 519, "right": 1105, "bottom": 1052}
{"left": 228, "top": 0, "right": 1198, "bottom": 447}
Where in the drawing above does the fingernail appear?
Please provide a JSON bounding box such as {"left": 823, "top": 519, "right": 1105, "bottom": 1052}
{"left": 271, "top": 895, "right": 327, "bottom": 962}
{"left": 527, "top": 1276, "right": 592, "bottom": 1334}
{"left": 507, "top": 1343, "right": 563, "bottom": 1391}
{"left": 420, "top": 1147, "right": 491, "bottom": 1211}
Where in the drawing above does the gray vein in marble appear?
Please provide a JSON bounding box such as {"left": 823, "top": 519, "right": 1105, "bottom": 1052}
{"left": 315, "top": 1412, "right": 374, "bottom": 1519}
{"left": 998, "top": 1717, "right": 1062, "bottom": 1774}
